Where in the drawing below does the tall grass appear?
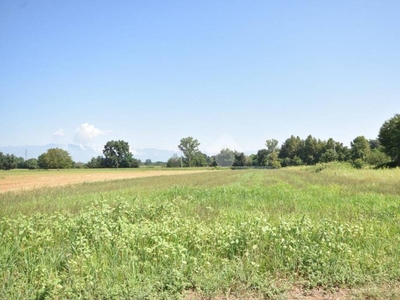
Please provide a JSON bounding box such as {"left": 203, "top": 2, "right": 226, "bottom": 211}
{"left": 1, "top": 166, "right": 400, "bottom": 298}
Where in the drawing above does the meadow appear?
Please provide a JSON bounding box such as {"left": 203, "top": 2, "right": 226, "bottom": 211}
{"left": 1, "top": 164, "right": 400, "bottom": 299}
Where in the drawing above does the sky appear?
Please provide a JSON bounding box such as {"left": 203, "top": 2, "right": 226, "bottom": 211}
{"left": 1, "top": 0, "right": 399, "bottom": 157}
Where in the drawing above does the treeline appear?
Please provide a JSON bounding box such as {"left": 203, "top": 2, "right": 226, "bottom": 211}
{"left": 168, "top": 114, "right": 399, "bottom": 169}
{"left": 0, "top": 149, "right": 78, "bottom": 170}
{"left": 0, "top": 140, "right": 140, "bottom": 170}
{"left": 1, "top": 114, "right": 399, "bottom": 170}
{"left": 166, "top": 135, "right": 390, "bottom": 169}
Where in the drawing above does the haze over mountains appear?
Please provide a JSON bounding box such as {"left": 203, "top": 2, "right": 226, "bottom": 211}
{"left": 0, "top": 144, "right": 179, "bottom": 163}
{"left": 0, "top": 143, "right": 258, "bottom": 164}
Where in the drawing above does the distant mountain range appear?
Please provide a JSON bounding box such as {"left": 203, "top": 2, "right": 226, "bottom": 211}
{"left": 0, "top": 144, "right": 178, "bottom": 163}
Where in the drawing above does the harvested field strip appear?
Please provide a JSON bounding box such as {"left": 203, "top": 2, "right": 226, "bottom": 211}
{"left": 0, "top": 169, "right": 210, "bottom": 193}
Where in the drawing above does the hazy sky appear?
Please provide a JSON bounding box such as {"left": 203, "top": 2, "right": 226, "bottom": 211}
{"left": 1, "top": 0, "right": 399, "bottom": 155}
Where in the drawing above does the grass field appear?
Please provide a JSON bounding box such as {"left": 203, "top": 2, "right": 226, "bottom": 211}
{"left": 1, "top": 164, "right": 400, "bottom": 299}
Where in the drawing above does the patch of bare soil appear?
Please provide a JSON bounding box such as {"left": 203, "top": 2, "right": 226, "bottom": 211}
{"left": 183, "top": 288, "right": 346, "bottom": 300}
{"left": 0, "top": 170, "right": 209, "bottom": 193}
{"left": 183, "top": 284, "right": 400, "bottom": 300}
{"left": 287, "top": 287, "right": 350, "bottom": 300}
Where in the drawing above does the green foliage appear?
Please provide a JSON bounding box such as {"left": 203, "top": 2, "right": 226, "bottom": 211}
{"left": 15, "top": 156, "right": 25, "bottom": 169}
{"left": 279, "top": 135, "right": 304, "bottom": 166}
{"left": 266, "top": 152, "right": 281, "bottom": 168}
{"left": 367, "top": 148, "right": 391, "bottom": 166}
{"left": 178, "top": 137, "right": 200, "bottom": 167}
{"left": 350, "top": 136, "right": 371, "bottom": 162}
{"left": 353, "top": 158, "right": 365, "bottom": 169}
{"left": 86, "top": 156, "right": 105, "bottom": 168}
{"left": 73, "top": 162, "right": 86, "bottom": 169}
{"left": 379, "top": 113, "right": 400, "bottom": 165}
{"left": 0, "top": 153, "right": 17, "bottom": 170}
{"left": 215, "top": 148, "right": 235, "bottom": 167}
{"left": 255, "top": 149, "right": 269, "bottom": 166}
{"left": 166, "top": 154, "right": 182, "bottom": 168}
{"left": 319, "top": 149, "right": 338, "bottom": 163}
{"left": 37, "top": 148, "right": 73, "bottom": 169}
{"left": 233, "top": 152, "right": 247, "bottom": 167}
{"left": 192, "top": 152, "right": 208, "bottom": 167}
{"left": 24, "top": 158, "right": 38, "bottom": 170}
{"left": 2, "top": 168, "right": 400, "bottom": 298}
{"left": 300, "top": 135, "right": 321, "bottom": 165}
{"left": 103, "top": 140, "right": 138, "bottom": 168}
{"left": 265, "top": 139, "right": 279, "bottom": 154}
{"left": 368, "top": 139, "right": 381, "bottom": 150}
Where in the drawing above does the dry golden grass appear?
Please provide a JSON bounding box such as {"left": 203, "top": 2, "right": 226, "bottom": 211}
{"left": 0, "top": 168, "right": 210, "bottom": 193}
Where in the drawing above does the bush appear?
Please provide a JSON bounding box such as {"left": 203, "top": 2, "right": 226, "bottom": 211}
{"left": 353, "top": 158, "right": 365, "bottom": 169}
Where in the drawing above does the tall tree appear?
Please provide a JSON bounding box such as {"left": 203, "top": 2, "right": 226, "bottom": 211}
{"left": 350, "top": 136, "right": 371, "bottom": 162}
{"left": 301, "top": 135, "right": 319, "bottom": 165}
{"left": 103, "top": 140, "right": 138, "bottom": 168}
{"left": 279, "top": 135, "right": 304, "bottom": 166}
{"left": 255, "top": 149, "right": 269, "bottom": 166}
{"left": 178, "top": 137, "right": 200, "bottom": 167}
{"left": 378, "top": 114, "right": 400, "bottom": 165}
{"left": 233, "top": 152, "right": 247, "bottom": 167}
{"left": 265, "top": 139, "right": 279, "bottom": 154}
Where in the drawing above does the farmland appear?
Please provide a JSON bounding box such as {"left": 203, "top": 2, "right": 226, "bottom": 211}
{"left": 1, "top": 164, "right": 400, "bottom": 299}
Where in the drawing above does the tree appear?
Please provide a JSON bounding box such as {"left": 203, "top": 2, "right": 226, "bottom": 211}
{"left": 192, "top": 152, "right": 208, "bottom": 167}
{"left": 0, "top": 153, "right": 17, "bottom": 170}
{"left": 144, "top": 159, "right": 152, "bottom": 166}
{"left": 86, "top": 156, "right": 105, "bottom": 168}
{"left": 279, "top": 135, "right": 304, "bottom": 166}
{"left": 255, "top": 149, "right": 269, "bottom": 166}
{"left": 215, "top": 148, "right": 235, "bottom": 167}
{"left": 368, "top": 139, "right": 381, "bottom": 150}
{"left": 319, "top": 149, "right": 338, "bottom": 163}
{"left": 266, "top": 152, "right": 281, "bottom": 168}
{"left": 378, "top": 114, "right": 400, "bottom": 165}
{"left": 25, "top": 158, "right": 38, "bottom": 170}
{"left": 265, "top": 139, "right": 279, "bottom": 154}
{"left": 350, "top": 136, "right": 371, "bottom": 162}
{"left": 206, "top": 155, "right": 217, "bottom": 167}
{"left": 300, "top": 135, "right": 320, "bottom": 165}
{"left": 367, "top": 148, "right": 391, "bottom": 166}
{"left": 233, "top": 152, "right": 247, "bottom": 167}
{"left": 166, "top": 154, "right": 181, "bottom": 168}
{"left": 103, "top": 140, "right": 138, "bottom": 168}
{"left": 15, "top": 157, "right": 25, "bottom": 169}
{"left": 178, "top": 137, "right": 200, "bottom": 167}
{"left": 38, "top": 148, "right": 73, "bottom": 169}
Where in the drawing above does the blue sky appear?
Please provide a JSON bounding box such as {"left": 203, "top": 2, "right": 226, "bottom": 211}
{"left": 1, "top": 0, "right": 399, "bottom": 157}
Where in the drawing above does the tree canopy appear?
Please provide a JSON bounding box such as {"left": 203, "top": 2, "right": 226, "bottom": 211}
{"left": 103, "top": 140, "right": 138, "bottom": 168}
{"left": 379, "top": 114, "right": 400, "bottom": 165}
{"left": 178, "top": 137, "right": 200, "bottom": 167}
{"left": 0, "top": 152, "right": 17, "bottom": 170}
{"left": 38, "top": 148, "right": 73, "bottom": 169}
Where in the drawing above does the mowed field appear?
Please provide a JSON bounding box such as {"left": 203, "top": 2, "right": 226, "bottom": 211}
{"left": 1, "top": 164, "right": 400, "bottom": 299}
{"left": 0, "top": 168, "right": 210, "bottom": 193}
